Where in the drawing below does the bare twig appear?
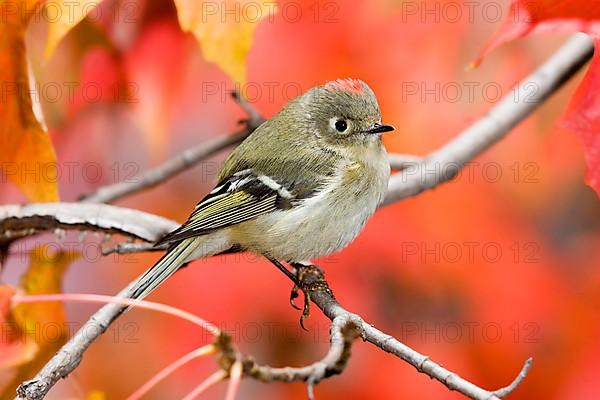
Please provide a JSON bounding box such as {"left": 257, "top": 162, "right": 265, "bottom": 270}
{"left": 222, "top": 315, "right": 358, "bottom": 386}
{"left": 13, "top": 293, "right": 220, "bottom": 400}
{"left": 0, "top": 203, "right": 178, "bottom": 243}
{"left": 384, "top": 33, "right": 594, "bottom": 205}
{"left": 80, "top": 129, "right": 248, "bottom": 204}
{"left": 180, "top": 370, "right": 227, "bottom": 400}
{"left": 80, "top": 94, "right": 264, "bottom": 204}
{"left": 101, "top": 242, "right": 164, "bottom": 256}
{"left": 388, "top": 154, "right": 423, "bottom": 170}
{"left": 7, "top": 34, "right": 595, "bottom": 399}
{"left": 224, "top": 359, "right": 243, "bottom": 400}
{"left": 126, "top": 344, "right": 217, "bottom": 400}
{"left": 291, "top": 265, "right": 531, "bottom": 400}
{"left": 230, "top": 91, "right": 265, "bottom": 129}
{"left": 492, "top": 358, "right": 534, "bottom": 398}
{"left": 127, "top": 318, "right": 354, "bottom": 400}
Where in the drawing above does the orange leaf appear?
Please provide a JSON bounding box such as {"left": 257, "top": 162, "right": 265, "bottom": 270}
{"left": 174, "top": 0, "right": 276, "bottom": 84}
{"left": 44, "top": 0, "right": 103, "bottom": 60}
{"left": 0, "top": 245, "right": 79, "bottom": 397}
{"left": 0, "top": 1, "right": 59, "bottom": 201}
{"left": 475, "top": 1, "right": 600, "bottom": 196}
{"left": 86, "top": 390, "right": 108, "bottom": 400}
{"left": 0, "top": 285, "right": 38, "bottom": 392}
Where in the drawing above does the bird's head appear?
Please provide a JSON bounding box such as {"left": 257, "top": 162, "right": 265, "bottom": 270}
{"left": 290, "top": 78, "right": 394, "bottom": 148}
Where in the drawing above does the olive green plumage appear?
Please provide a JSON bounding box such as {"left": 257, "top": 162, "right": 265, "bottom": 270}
{"left": 130, "top": 78, "right": 394, "bottom": 300}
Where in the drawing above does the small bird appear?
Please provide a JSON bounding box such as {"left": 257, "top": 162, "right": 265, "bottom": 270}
{"left": 129, "top": 78, "right": 394, "bottom": 304}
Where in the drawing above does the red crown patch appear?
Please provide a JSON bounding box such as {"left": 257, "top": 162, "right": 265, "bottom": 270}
{"left": 325, "top": 78, "right": 365, "bottom": 94}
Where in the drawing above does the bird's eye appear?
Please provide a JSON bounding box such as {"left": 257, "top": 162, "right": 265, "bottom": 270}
{"left": 334, "top": 119, "right": 348, "bottom": 132}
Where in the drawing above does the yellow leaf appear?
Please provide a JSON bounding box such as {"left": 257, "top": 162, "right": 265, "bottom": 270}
{"left": 86, "top": 389, "right": 108, "bottom": 400}
{"left": 44, "top": 0, "right": 103, "bottom": 60}
{"left": 174, "top": 0, "right": 276, "bottom": 85}
{"left": 0, "top": 1, "right": 59, "bottom": 201}
{"left": 0, "top": 285, "right": 38, "bottom": 392}
{"left": 0, "top": 245, "right": 79, "bottom": 397}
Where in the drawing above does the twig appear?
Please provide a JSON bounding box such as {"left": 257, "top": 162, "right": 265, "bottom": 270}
{"left": 384, "top": 33, "right": 594, "bottom": 205}
{"left": 292, "top": 264, "right": 530, "bottom": 400}
{"left": 82, "top": 33, "right": 596, "bottom": 208}
{"left": 11, "top": 293, "right": 220, "bottom": 335}
{"left": 388, "top": 154, "right": 423, "bottom": 170}
{"left": 230, "top": 91, "right": 265, "bottom": 129}
{"left": 224, "top": 359, "right": 243, "bottom": 400}
{"left": 80, "top": 94, "right": 264, "bottom": 204}
{"left": 126, "top": 344, "right": 217, "bottom": 400}
{"left": 6, "top": 34, "right": 594, "bottom": 399}
{"left": 101, "top": 242, "right": 165, "bottom": 256}
{"left": 13, "top": 292, "right": 220, "bottom": 400}
{"left": 0, "top": 203, "right": 178, "bottom": 243}
{"left": 215, "top": 314, "right": 358, "bottom": 388}
{"left": 180, "top": 370, "right": 227, "bottom": 400}
{"left": 492, "top": 358, "right": 533, "bottom": 398}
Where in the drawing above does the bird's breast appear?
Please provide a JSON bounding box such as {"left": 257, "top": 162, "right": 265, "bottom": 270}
{"left": 230, "top": 144, "right": 390, "bottom": 262}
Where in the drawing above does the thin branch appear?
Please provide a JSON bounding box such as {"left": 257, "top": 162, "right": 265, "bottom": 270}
{"left": 11, "top": 293, "right": 220, "bottom": 335}
{"left": 80, "top": 94, "right": 264, "bottom": 204}
{"left": 13, "top": 292, "right": 220, "bottom": 400}
{"left": 224, "top": 359, "right": 243, "bottom": 400}
{"left": 491, "top": 358, "right": 533, "bottom": 398}
{"left": 0, "top": 203, "right": 178, "bottom": 243}
{"left": 101, "top": 242, "right": 164, "bottom": 256}
{"left": 7, "top": 34, "right": 594, "bottom": 399}
{"left": 215, "top": 315, "right": 358, "bottom": 389}
{"left": 180, "top": 370, "right": 227, "bottom": 400}
{"left": 388, "top": 154, "right": 423, "bottom": 170}
{"left": 384, "top": 33, "right": 594, "bottom": 205}
{"left": 292, "top": 264, "right": 530, "bottom": 400}
{"left": 230, "top": 91, "right": 265, "bottom": 129}
{"left": 126, "top": 344, "right": 217, "bottom": 400}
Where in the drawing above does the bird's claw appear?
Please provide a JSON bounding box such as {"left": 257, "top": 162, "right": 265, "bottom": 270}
{"left": 290, "top": 285, "right": 302, "bottom": 310}
{"left": 299, "top": 290, "right": 311, "bottom": 331}
{"left": 291, "top": 283, "right": 311, "bottom": 331}
{"left": 289, "top": 264, "right": 314, "bottom": 331}
{"left": 270, "top": 258, "right": 322, "bottom": 331}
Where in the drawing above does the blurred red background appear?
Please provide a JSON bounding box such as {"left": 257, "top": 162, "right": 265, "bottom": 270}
{"left": 2, "top": 0, "right": 600, "bottom": 398}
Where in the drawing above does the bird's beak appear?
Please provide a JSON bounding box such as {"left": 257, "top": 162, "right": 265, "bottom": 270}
{"left": 365, "top": 123, "right": 395, "bottom": 135}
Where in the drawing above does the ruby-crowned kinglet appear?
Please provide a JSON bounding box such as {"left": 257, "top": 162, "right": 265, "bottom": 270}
{"left": 130, "top": 78, "right": 394, "bottom": 300}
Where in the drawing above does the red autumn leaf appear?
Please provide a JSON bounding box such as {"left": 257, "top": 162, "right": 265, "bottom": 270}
{"left": 475, "top": 1, "right": 600, "bottom": 196}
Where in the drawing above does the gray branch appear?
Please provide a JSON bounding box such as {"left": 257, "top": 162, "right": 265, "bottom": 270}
{"left": 5, "top": 33, "right": 594, "bottom": 399}
{"left": 80, "top": 93, "right": 264, "bottom": 204}
{"left": 384, "top": 33, "right": 594, "bottom": 204}
{"left": 294, "top": 264, "right": 533, "bottom": 400}
{"left": 80, "top": 129, "right": 250, "bottom": 204}
{"left": 0, "top": 203, "right": 178, "bottom": 243}
{"left": 213, "top": 314, "right": 357, "bottom": 400}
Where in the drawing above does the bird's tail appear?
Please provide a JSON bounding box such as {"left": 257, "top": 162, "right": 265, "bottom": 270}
{"left": 129, "top": 237, "right": 200, "bottom": 301}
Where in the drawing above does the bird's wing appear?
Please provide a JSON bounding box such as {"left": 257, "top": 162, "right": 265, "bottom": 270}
{"left": 155, "top": 170, "right": 297, "bottom": 246}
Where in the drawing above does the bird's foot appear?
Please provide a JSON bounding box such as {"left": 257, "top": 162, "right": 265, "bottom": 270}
{"left": 289, "top": 282, "right": 311, "bottom": 330}
{"left": 266, "top": 257, "right": 327, "bottom": 331}
{"left": 290, "top": 263, "right": 327, "bottom": 331}
{"left": 289, "top": 284, "right": 302, "bottom": 310}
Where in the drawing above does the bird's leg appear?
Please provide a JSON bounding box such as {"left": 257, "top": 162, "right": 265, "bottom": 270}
{"left": 289, "top": 282, "right": 302, "bottom": 311}
{"left": 266, "top": 257, "right": 312, "bottom": 330}
{"left": 290, "top": 262, "right": 328, "bottom": 330}
{"left": 290, "top": 263, "right": 311, "bottom": 329}
{"left": 266, "top": 257, "right": 299, "bottom": 283}
{"left": 287, "top": 263, "right": 303, "bottom": 311}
